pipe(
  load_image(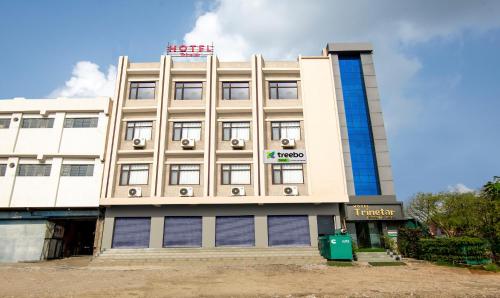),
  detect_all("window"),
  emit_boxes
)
[222,122,250,141]
[0,164,6,176]
[222,82,249,100]
[17,164,52,177]
[64,117,98,128]
[338,55,380,195]
[129,82,156,100]
[271,121,300,140]
[175,82,203,100]
[0,118,10,129]
[172,122,201,141]
[120,164,149,185]
[169,165,200,185]
[269,81,298,99]
[272,164,304,184]
[61,164,94,176]
[126,121,153,140]
[21,118,54,128]
[221,164,251,185]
